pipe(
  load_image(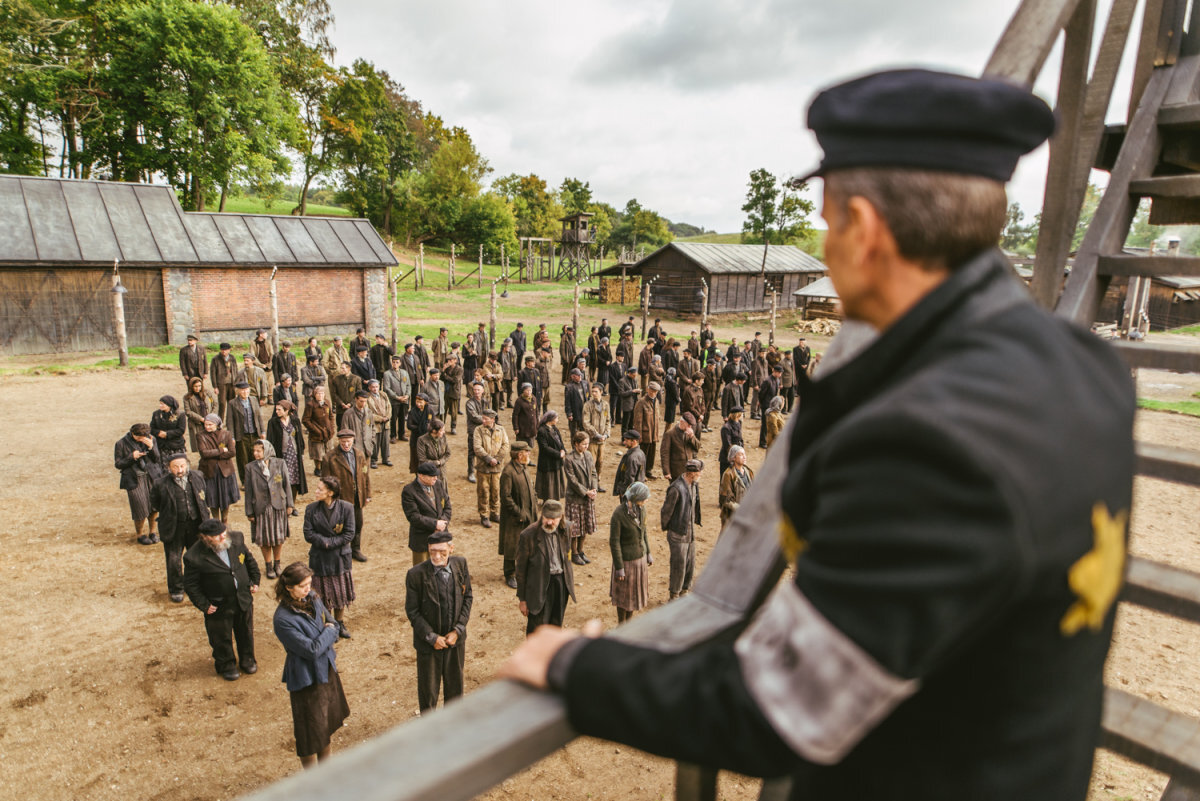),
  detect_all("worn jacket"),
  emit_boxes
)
[273,593,339,692]
[244,456,293,517]
[415,432,451,477]
[718,464,754,529]
[224,395,264,440]
[660,475,701,537]
[401,479,452,551]
[272,350,299,386]
[474,423,510,474]
[184,389,218,452]
[182,530,260,613]
[618,375,640,414]
[499,459,536,555]
[515,521,576,614]
[405,556,473,652]
[563,449,597,502]
[661,424,700,481]
[150,469,211,544]
[209,353,237,388]
[304,498,355,577]
[322,447,370,507]
[582,398,610,442]
[197,429,237,479]
[612,446,646,497]
[180,343,207,380]
[513,396,538,440]
[382,368,411,407]
[324,344,349,375]
[114,432,163,489]
[631,396,659,444]
[302,399,336,445]
[609,502,650,571]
